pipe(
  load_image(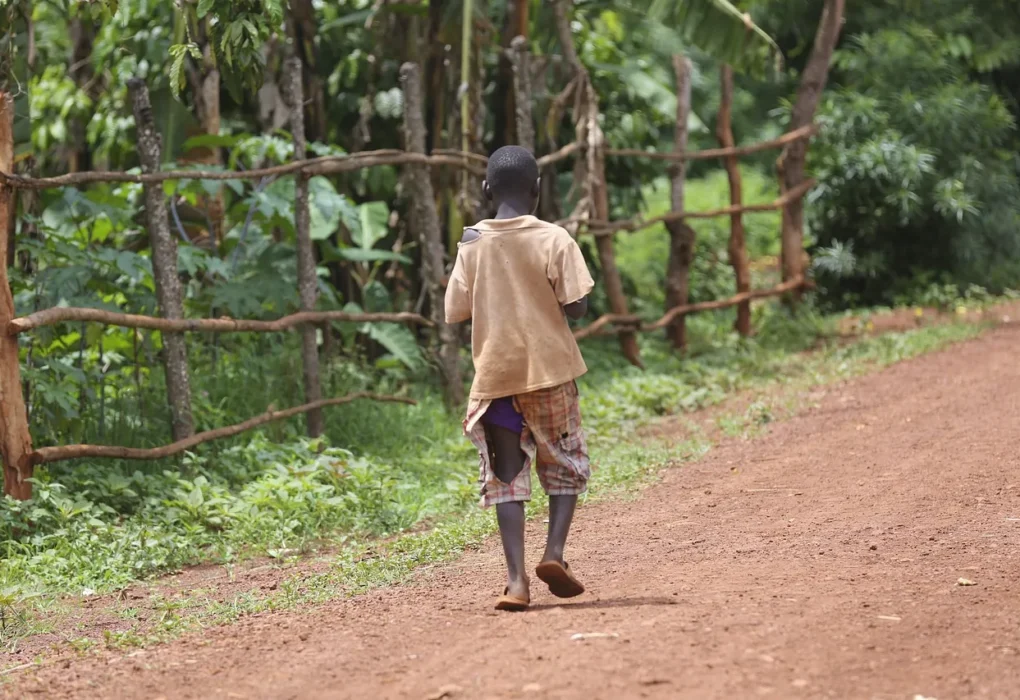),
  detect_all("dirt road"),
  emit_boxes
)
[11,326,1020,699]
